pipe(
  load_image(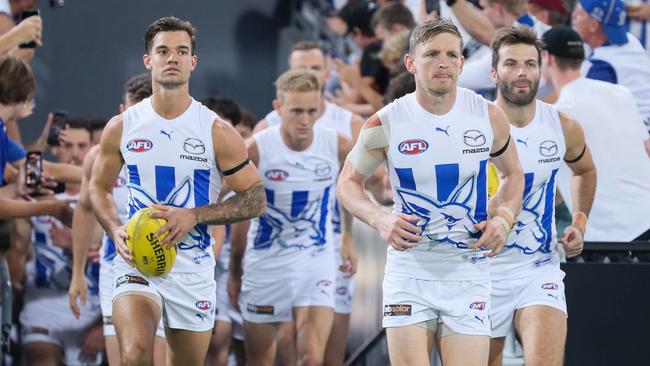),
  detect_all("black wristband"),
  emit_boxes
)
[222,159,250,176]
